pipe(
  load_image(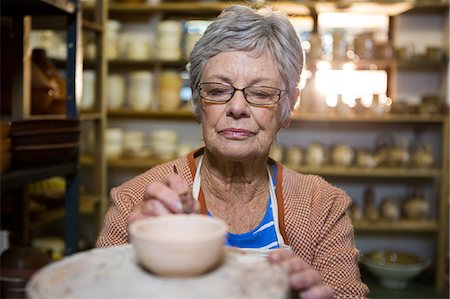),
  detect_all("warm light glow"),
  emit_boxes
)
[315,70,387,107]
[319,12,389,31]
[316,60,332,70]
[342,62,355,71]
[316,3,412,17]
[289,16,314,32]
